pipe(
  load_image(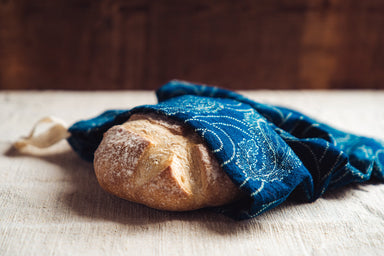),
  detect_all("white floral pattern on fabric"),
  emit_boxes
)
[68,80,384,220]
